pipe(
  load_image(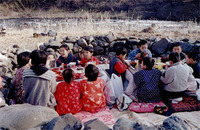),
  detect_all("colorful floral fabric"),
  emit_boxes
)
[79,78,106,113]
[12,66,29,104]
[54,81,82,115]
